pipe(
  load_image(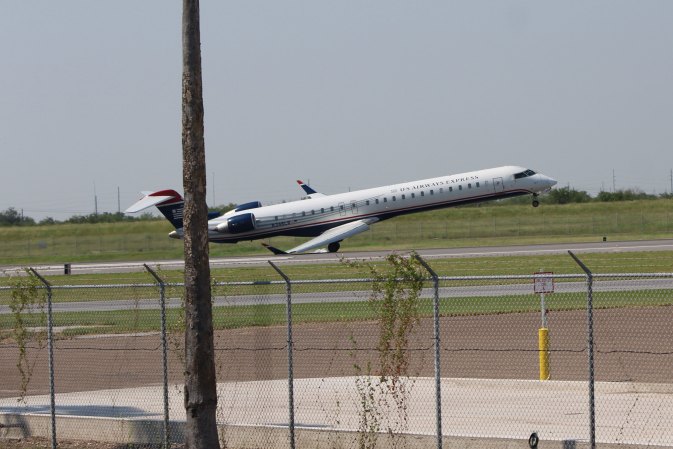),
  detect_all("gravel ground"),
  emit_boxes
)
[0,437,185,448]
